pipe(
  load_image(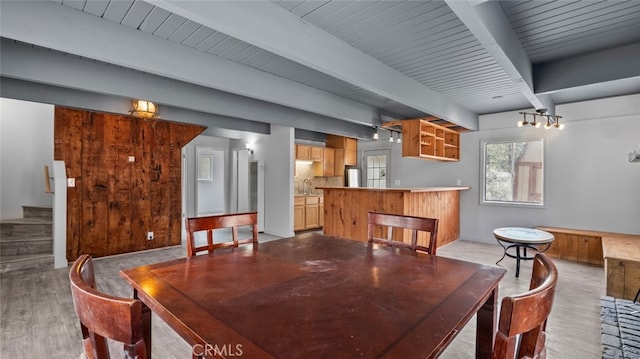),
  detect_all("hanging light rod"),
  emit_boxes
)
[517,109,564,130]
[372,125,402,143]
